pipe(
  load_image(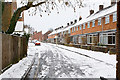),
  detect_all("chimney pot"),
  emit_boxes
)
[111,0,116,5]
[79,16,82,21]
[74,20,77,23]
[67,23,69,26]
[71,21,73,25]
[99,5,104,11]
[90,10,94,15]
